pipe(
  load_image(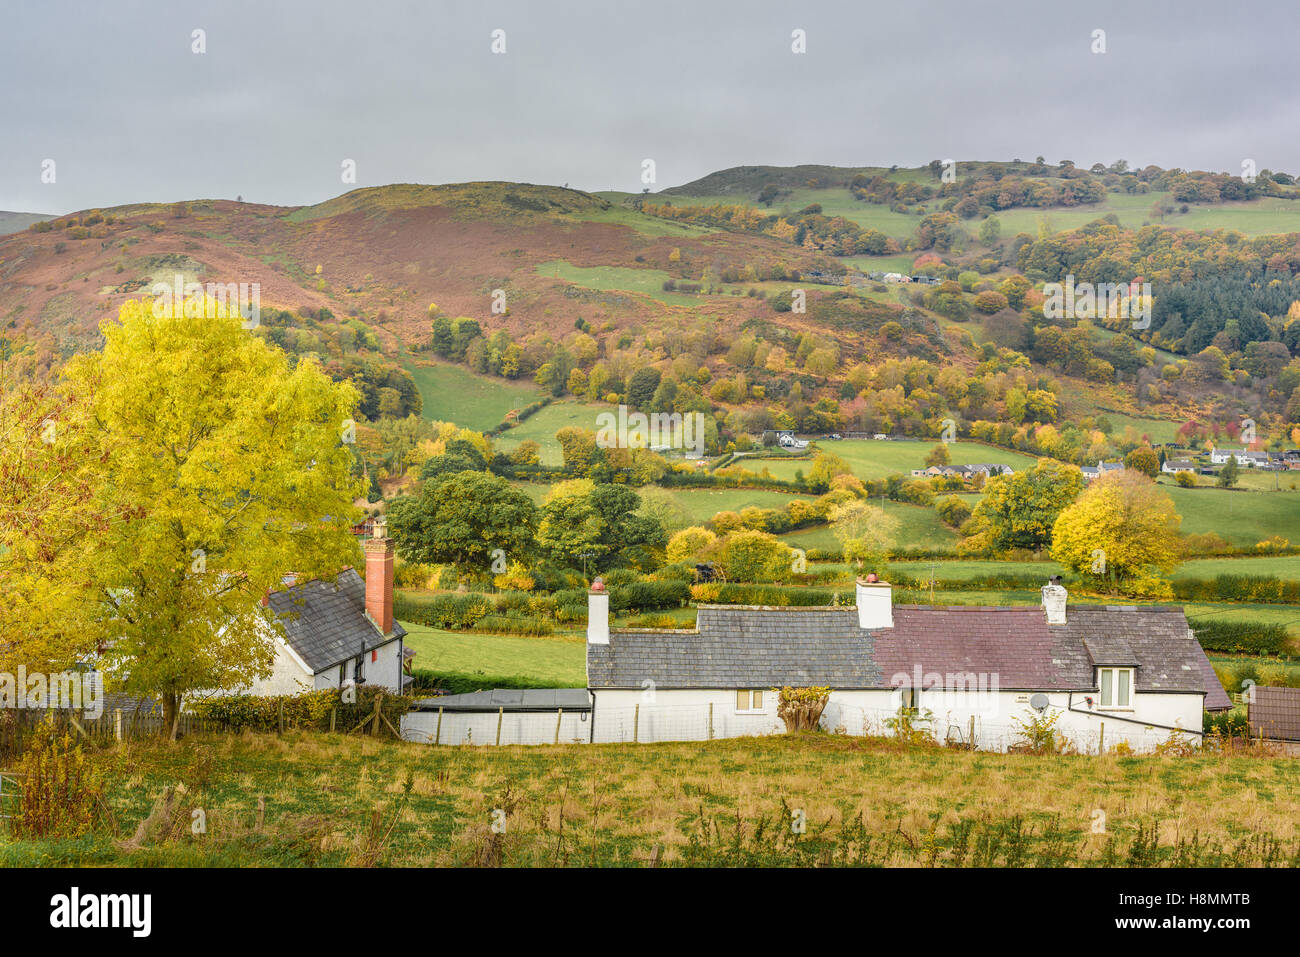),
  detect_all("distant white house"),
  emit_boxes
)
[1081,461,1124,481]
[1162,459,1196,474]
[779,433,808,450]
[1210,448,1269,467]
